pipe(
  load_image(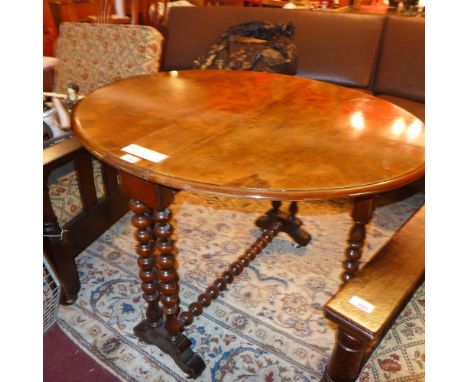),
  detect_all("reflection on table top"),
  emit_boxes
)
[73,70,425,200]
